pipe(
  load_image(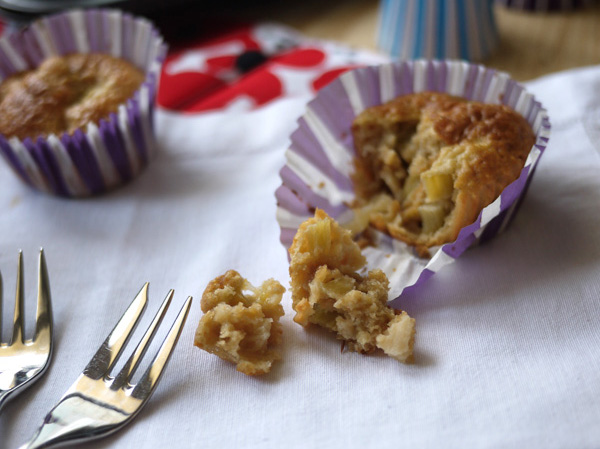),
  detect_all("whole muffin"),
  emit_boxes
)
[0,9,166,197]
